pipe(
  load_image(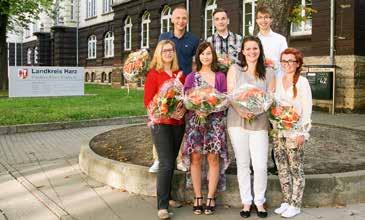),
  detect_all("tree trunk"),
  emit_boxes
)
[0,10,9,91]
[256,0,294,38]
